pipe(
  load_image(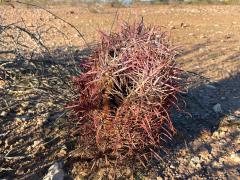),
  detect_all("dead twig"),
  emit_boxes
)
[15,0,90,49]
